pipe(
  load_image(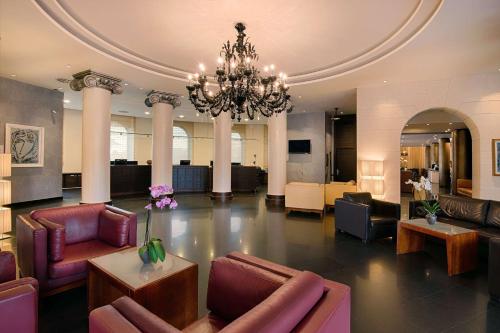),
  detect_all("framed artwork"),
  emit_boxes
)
[494,139,500,176]
[5,123,44,167]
